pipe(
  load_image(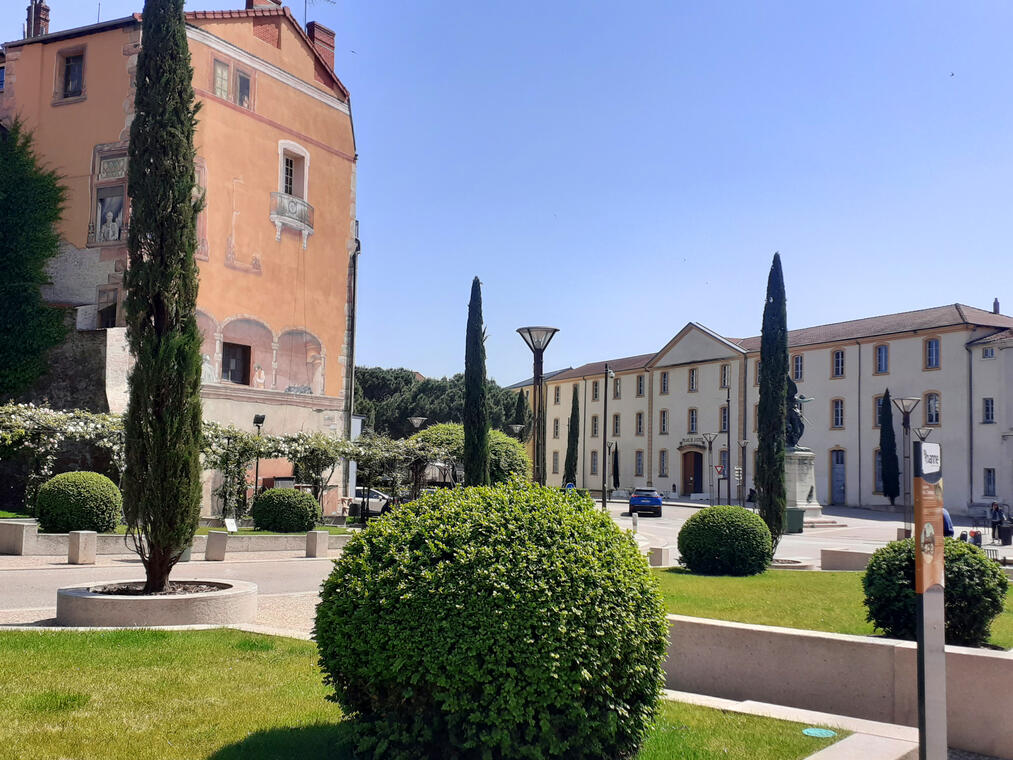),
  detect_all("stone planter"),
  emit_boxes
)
[55,579,257,627]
